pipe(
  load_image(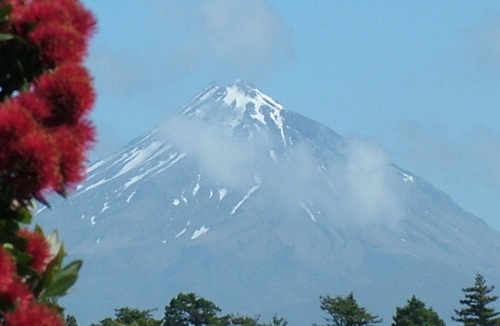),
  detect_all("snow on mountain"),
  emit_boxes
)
[37,81,500,325]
